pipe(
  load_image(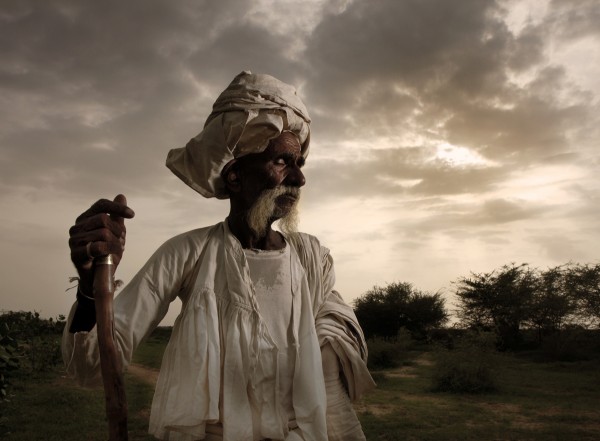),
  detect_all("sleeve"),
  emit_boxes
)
[61,231,204,387]
[315,250,376,401]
